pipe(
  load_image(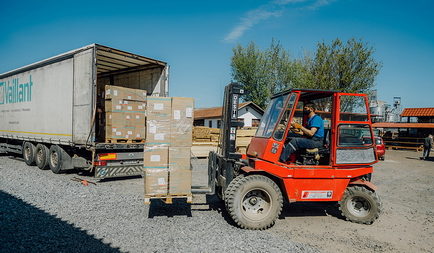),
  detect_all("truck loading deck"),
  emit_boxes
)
[0,44,168,178]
